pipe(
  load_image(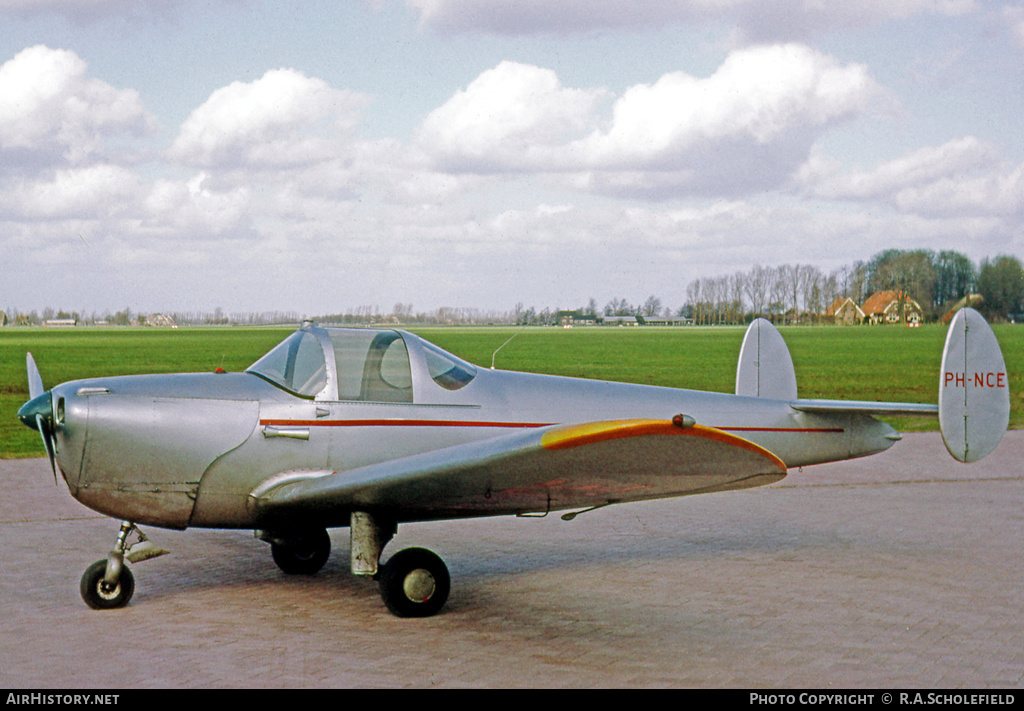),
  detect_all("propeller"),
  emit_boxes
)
[17,353,58,483]
[27,352,44,400]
